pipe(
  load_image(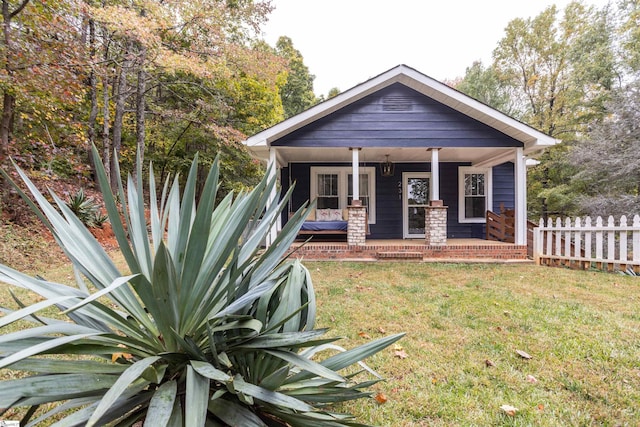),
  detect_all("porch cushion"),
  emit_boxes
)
[316,209,331,221]
[316,208,343,221]
[329,209,343,221]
